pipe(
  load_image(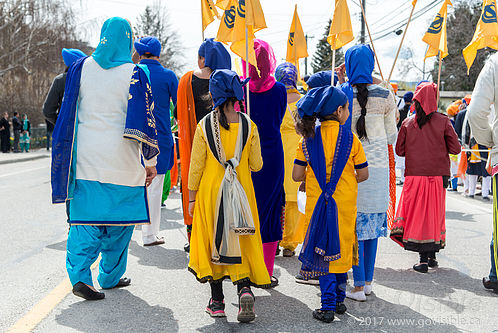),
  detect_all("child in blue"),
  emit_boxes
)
[293,86,368,323]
